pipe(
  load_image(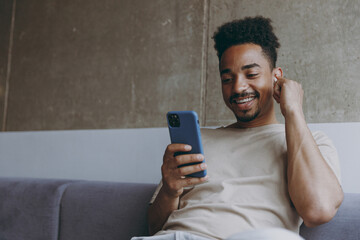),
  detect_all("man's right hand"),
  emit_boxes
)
[148,144,208,235]
[161,144,208,199]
